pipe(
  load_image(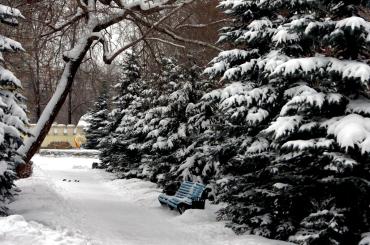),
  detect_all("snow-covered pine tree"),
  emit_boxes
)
[0,4,29,215]
[99,51,142,168]
[84,81,110,149]
[102,57,208,187]
[110,58,190,181]
[204,0,370,244]
[138,59,204,186]
[103,66,155,174]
